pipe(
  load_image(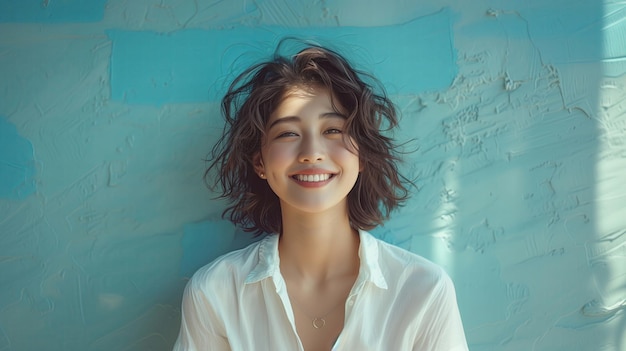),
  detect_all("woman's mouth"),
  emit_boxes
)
[292,174,333,182]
